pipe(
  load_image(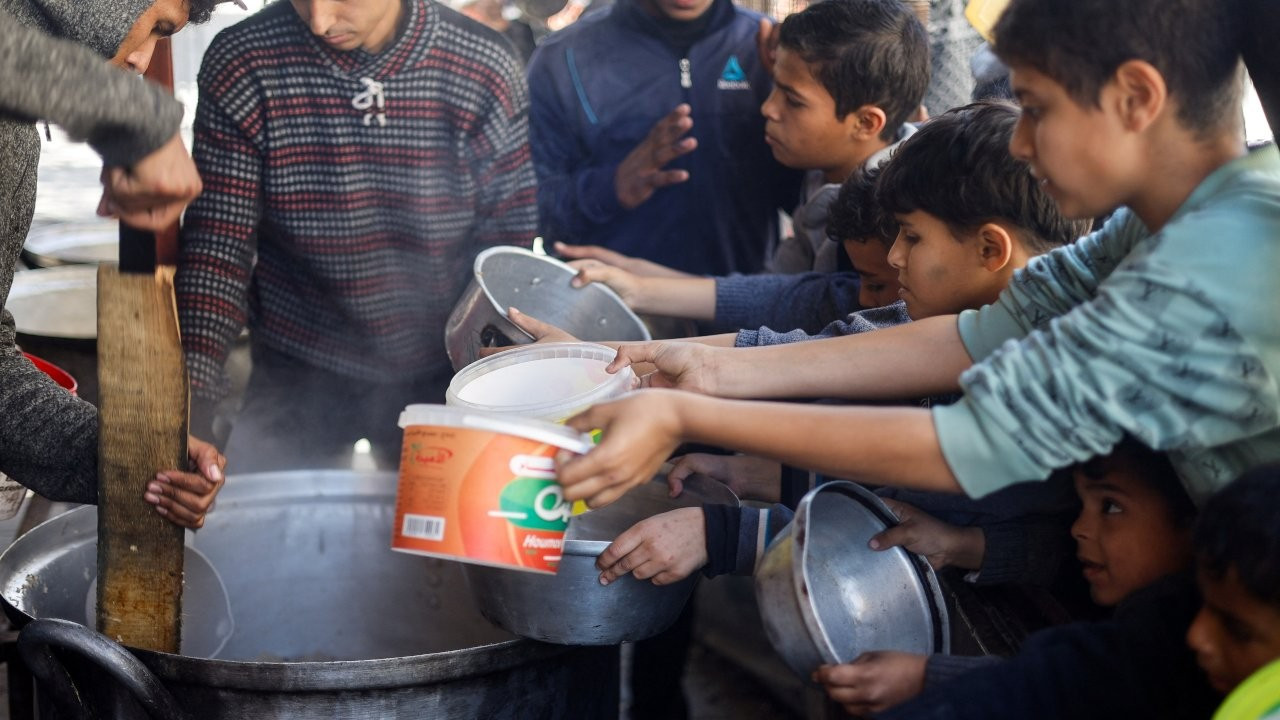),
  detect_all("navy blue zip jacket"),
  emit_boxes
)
[527,0,802,276]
